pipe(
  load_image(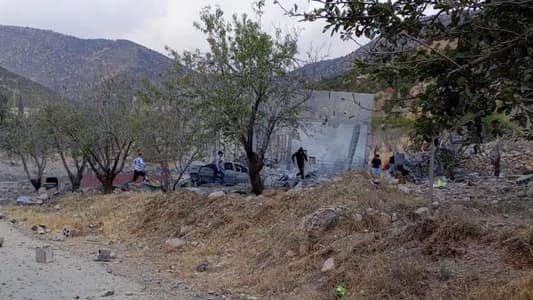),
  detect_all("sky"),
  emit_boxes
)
[0,0,364,60]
